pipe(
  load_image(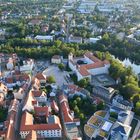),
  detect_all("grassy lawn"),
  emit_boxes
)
[130,119,138,138]
[95,111,107,118]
